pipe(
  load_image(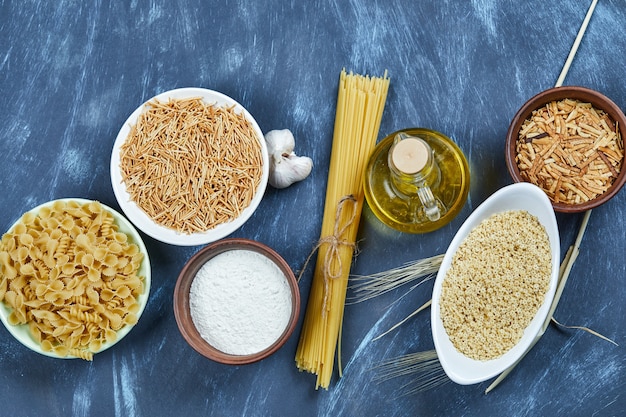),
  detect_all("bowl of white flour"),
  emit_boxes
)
[173,238,300,364]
